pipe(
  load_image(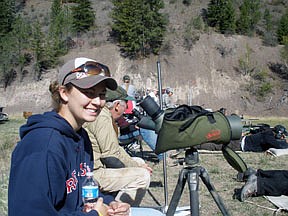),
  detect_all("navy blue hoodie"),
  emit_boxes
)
[8,111,113,216]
